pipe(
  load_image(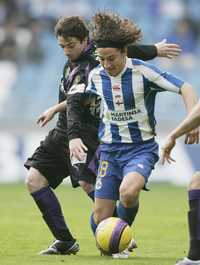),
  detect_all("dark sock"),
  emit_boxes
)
[88,190,95,201]
[113,207,118,217]
[31,186,74,242]
[117,201,139,226]
[90,212,97,235]
[187,189,200,260]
